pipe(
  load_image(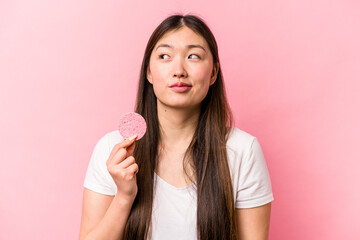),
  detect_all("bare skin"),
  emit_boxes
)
[236,203,272,240]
